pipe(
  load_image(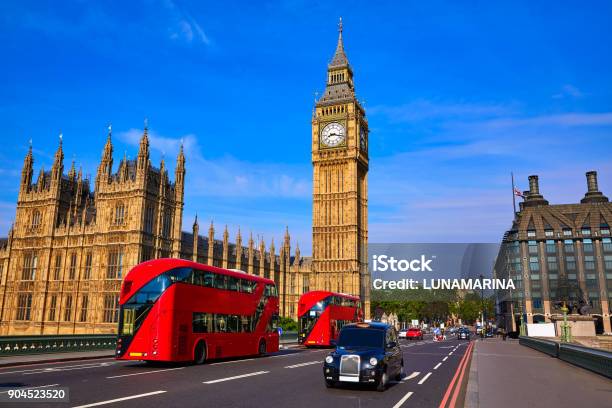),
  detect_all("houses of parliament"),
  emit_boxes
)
[0,20,371,335]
